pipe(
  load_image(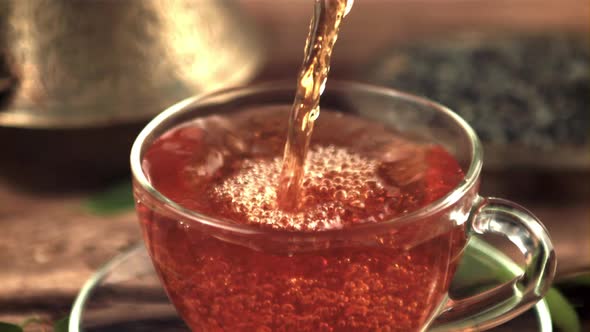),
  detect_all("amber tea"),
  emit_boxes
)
[138,107,467,331]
